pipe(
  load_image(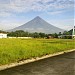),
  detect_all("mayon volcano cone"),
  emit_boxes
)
[9,16,64,34]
